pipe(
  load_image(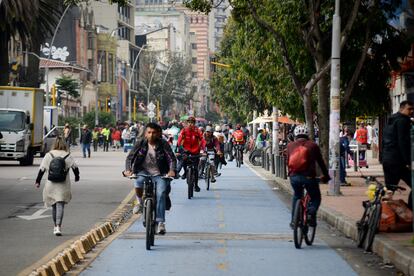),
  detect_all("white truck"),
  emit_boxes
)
[0,86,44,165]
